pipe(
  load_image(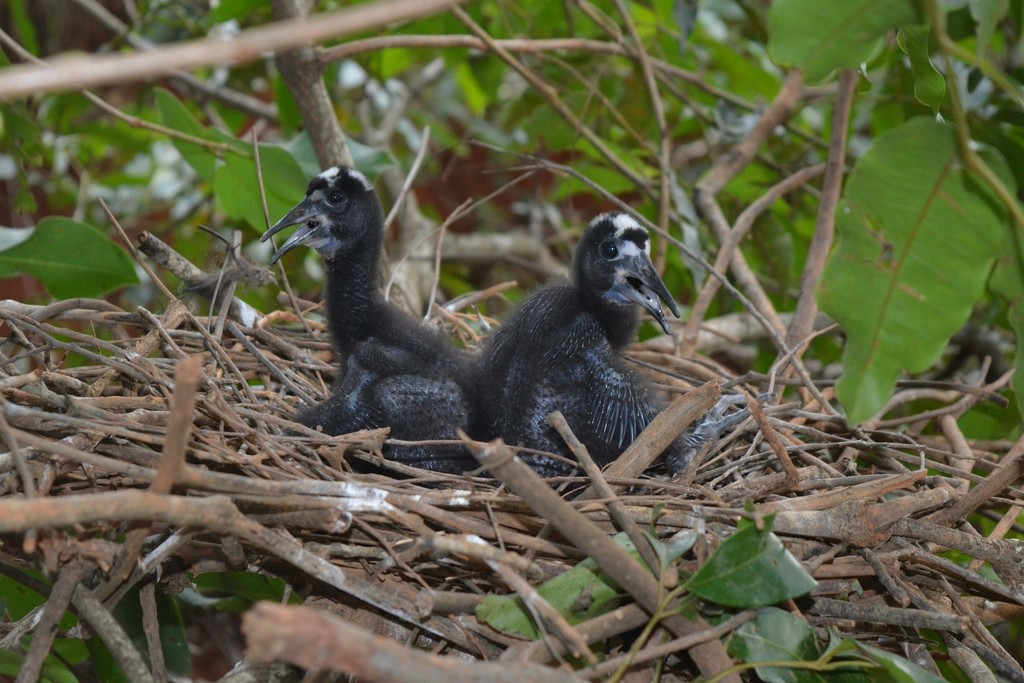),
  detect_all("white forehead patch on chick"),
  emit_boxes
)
[344,168,374,192]
[610,213,651,255]
[318,167,341,183]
